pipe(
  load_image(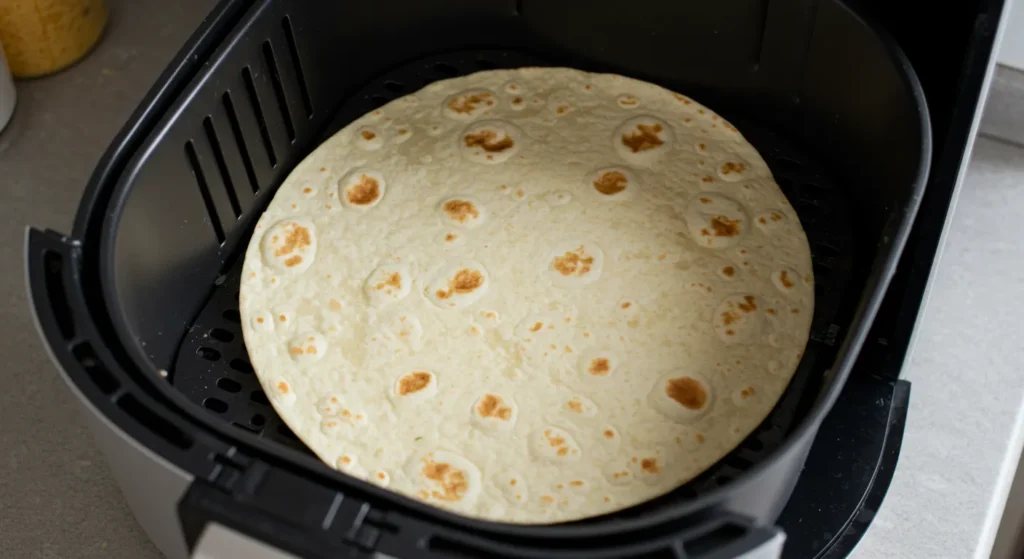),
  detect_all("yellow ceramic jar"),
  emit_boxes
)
[0,0,108,78]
